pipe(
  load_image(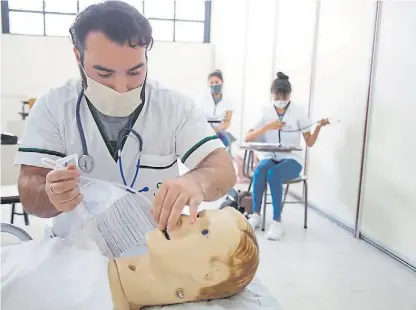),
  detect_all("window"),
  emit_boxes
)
[1,0,211,43]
